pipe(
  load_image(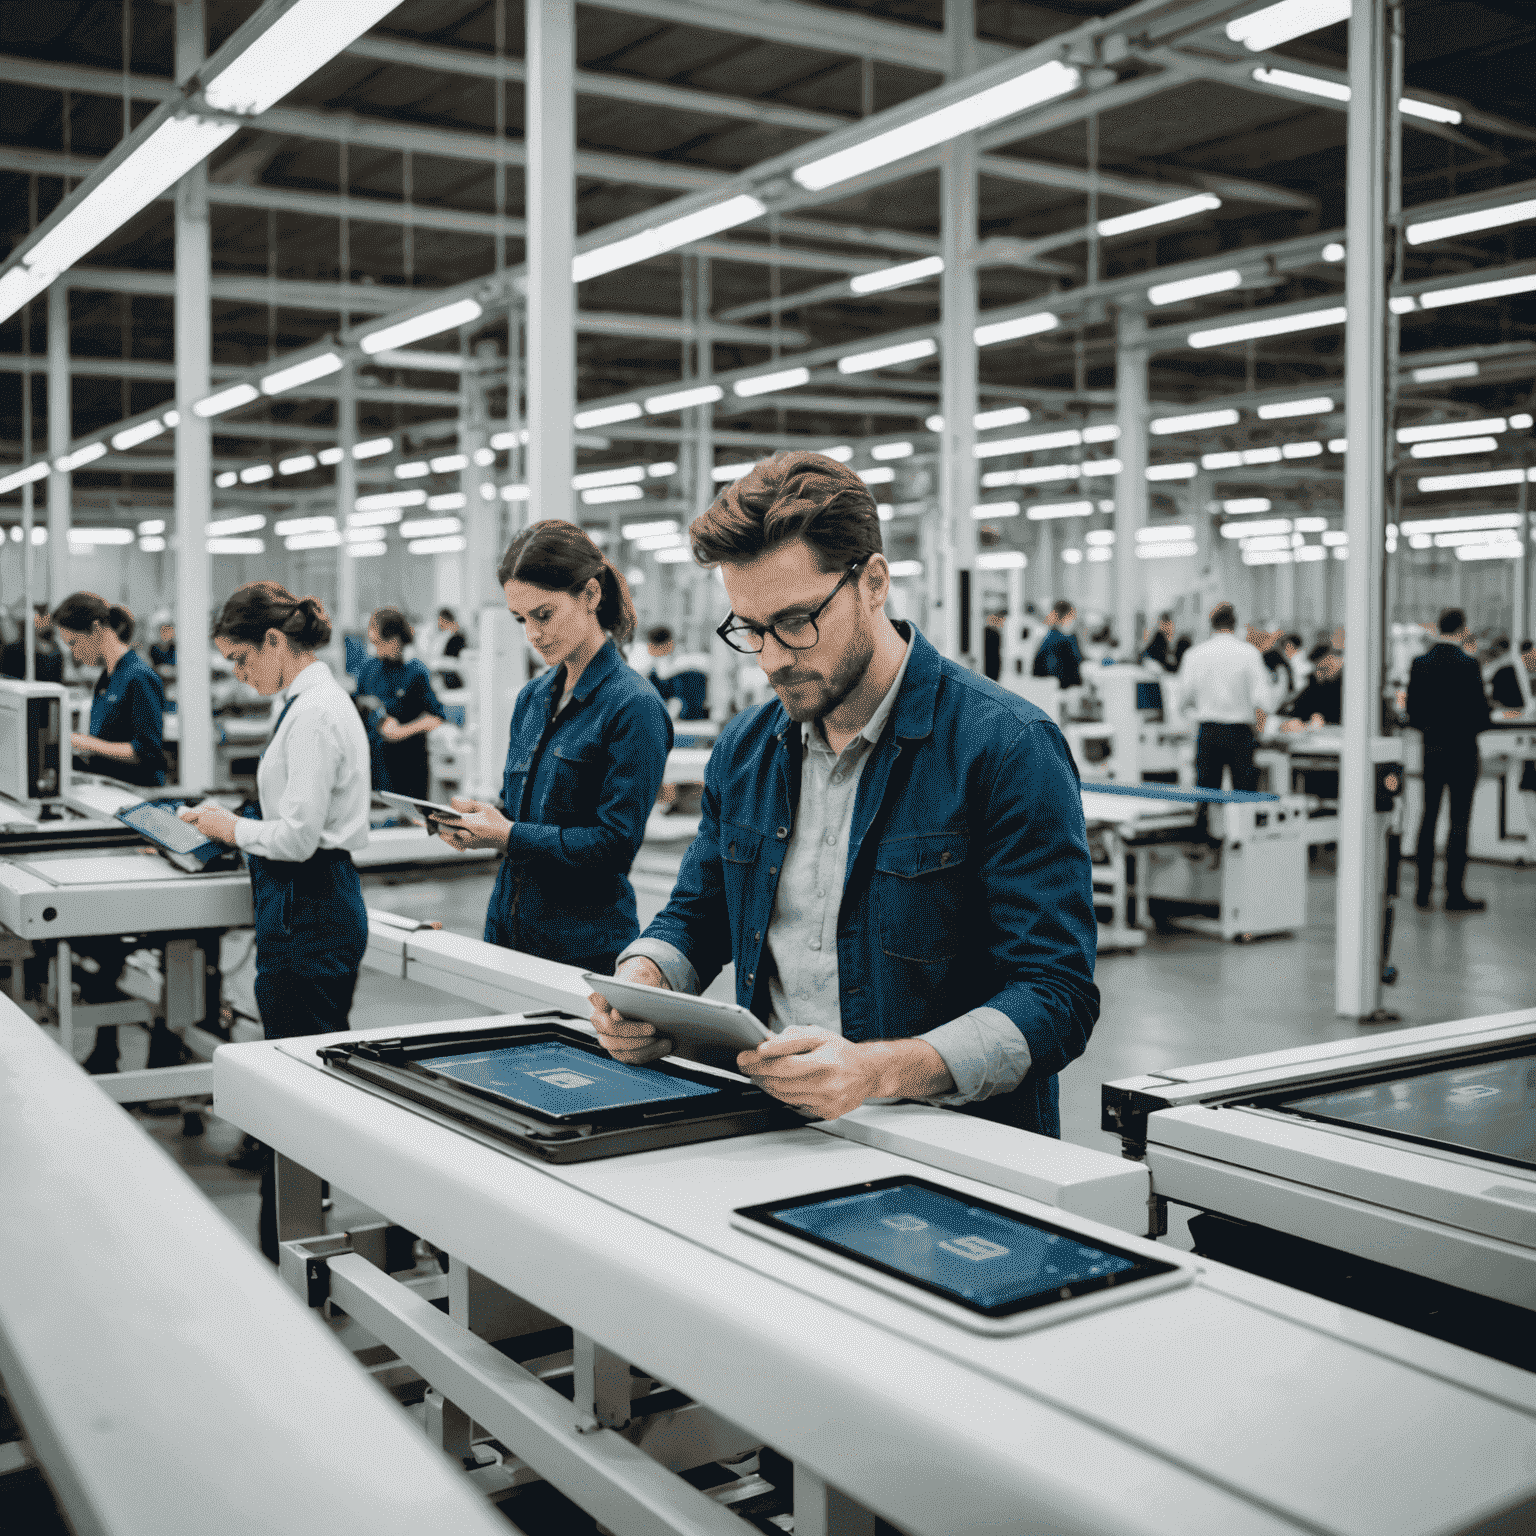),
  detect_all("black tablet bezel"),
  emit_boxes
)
[736,1175,1178,1321]
[116,800,220,862]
